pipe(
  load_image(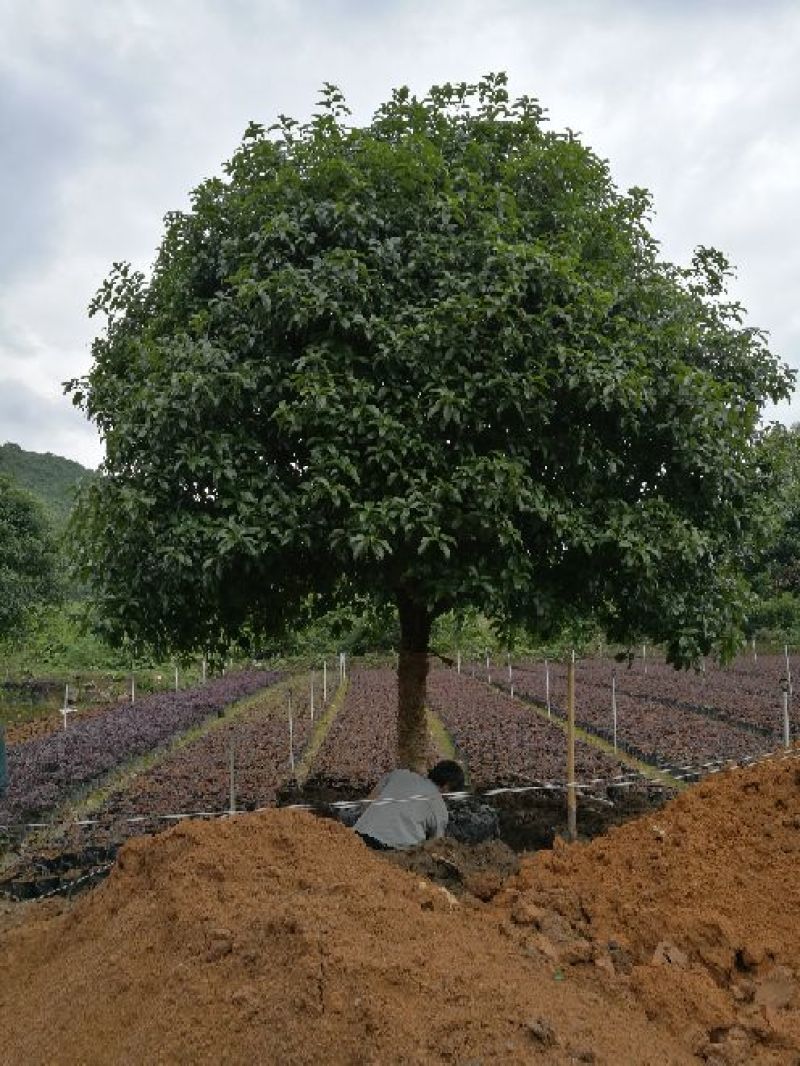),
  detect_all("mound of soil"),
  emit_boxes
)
[498,753,800,1063]
[0,810,688,1065]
